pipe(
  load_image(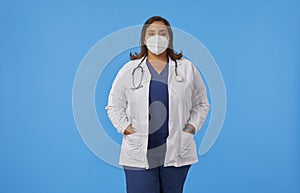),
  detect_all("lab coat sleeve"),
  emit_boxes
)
[187,63,210,133]
[105,68,131,134]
